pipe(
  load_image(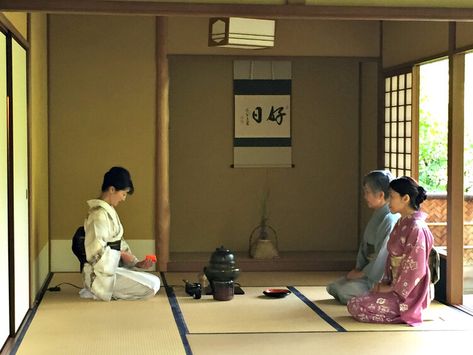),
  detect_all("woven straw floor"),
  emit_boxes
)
[187,330,473,355]
[15,273,185,355]
[12,272,473,355]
